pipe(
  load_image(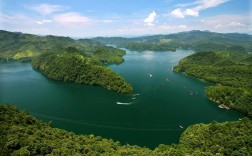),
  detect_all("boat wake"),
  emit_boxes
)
[116,102,132,105]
